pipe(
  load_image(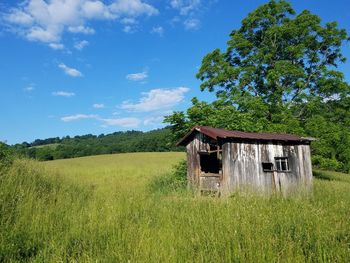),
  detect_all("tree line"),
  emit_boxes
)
[11,128,182,161]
